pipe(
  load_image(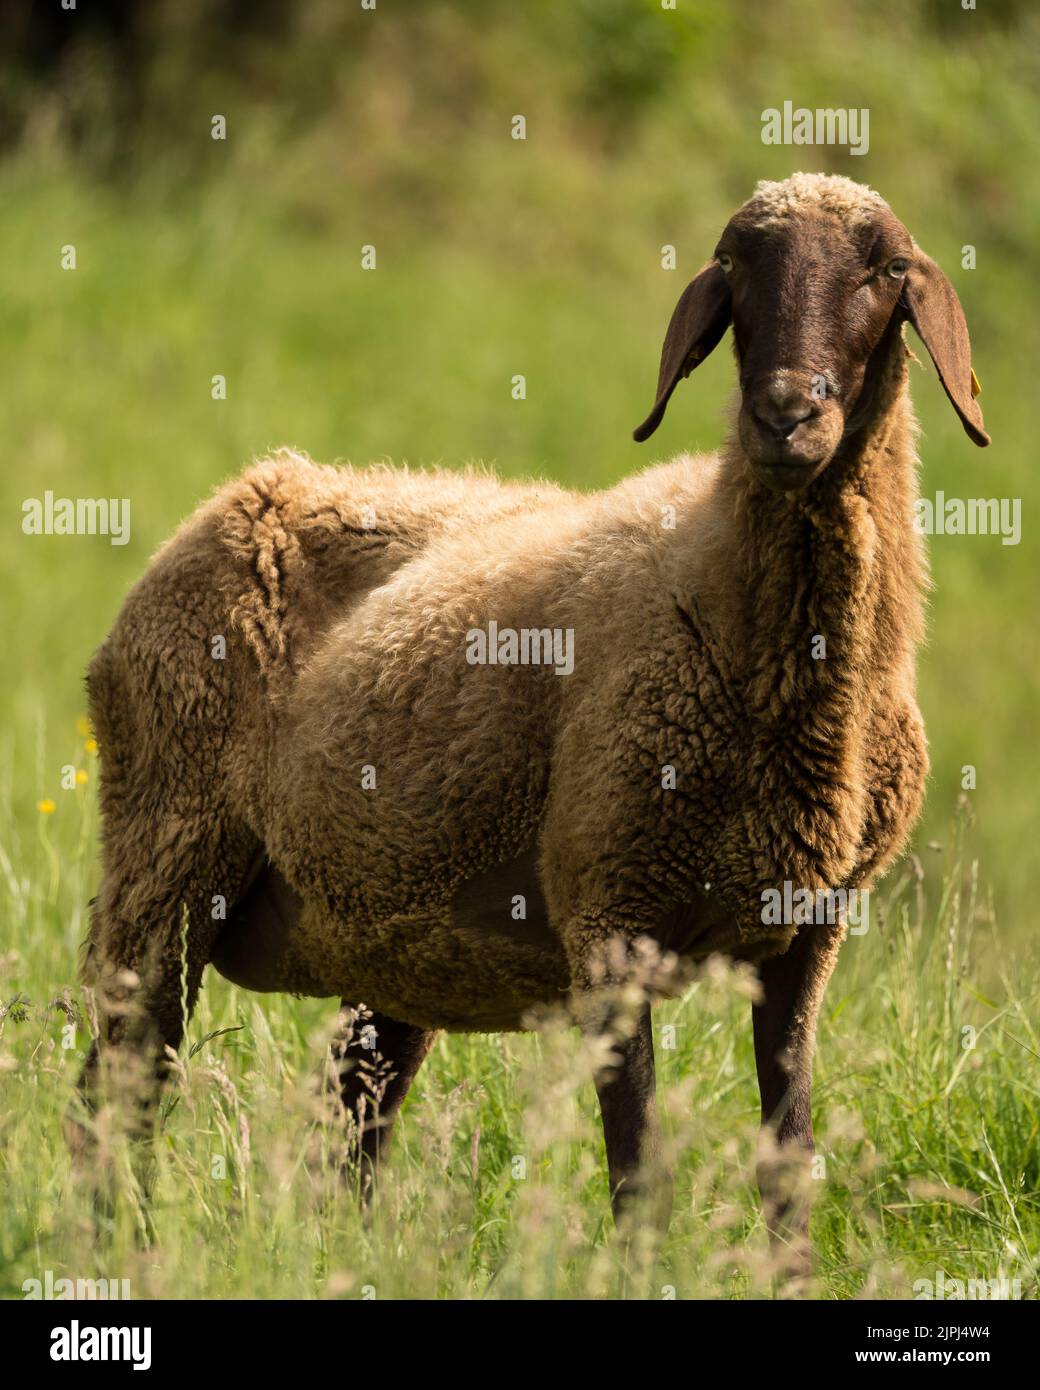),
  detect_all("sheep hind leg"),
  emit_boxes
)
[73,918,201,1154]
[752,921,844,1281]
[68,906,208,1233]
[327,1004,436,1201]
[70,827,253,1158]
